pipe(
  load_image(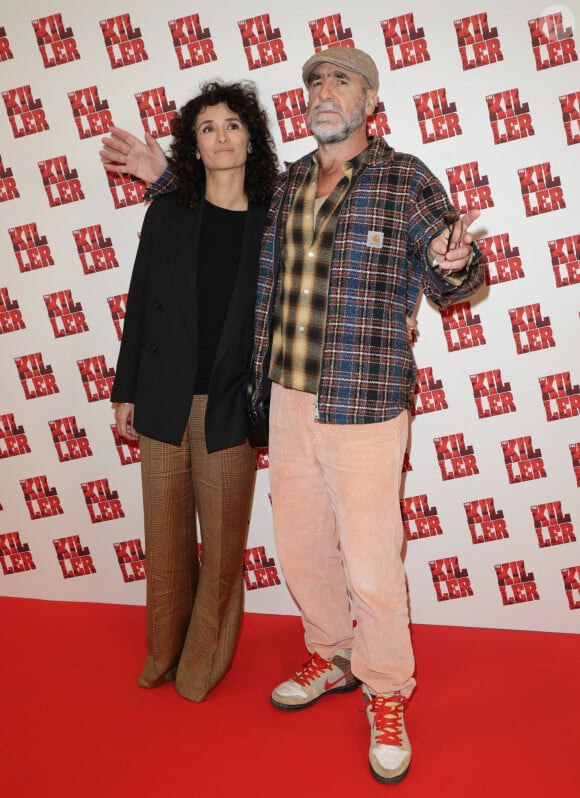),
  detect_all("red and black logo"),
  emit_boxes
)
[560,91,580,145]
[238,14,287,70]
[548,234,580,288]
[367,101,390,138]
[110,424,141,465]
[501,435,547,484]
[446,161,494,214]
[381,12,429,70]
[562,566,580,609]
[509,302,555,355]
[478,232,524,285]
[429,556,473,601]
[0,286,25,335]
[32,14,80,68]
[518,162,565,217]
[434,433,479,481]
[100,14,148,69]
[8,223,53,273]
[38,155,84,207]
[402,451,412,473]
[73,225,119,275]
[454,12,503,70]
[15,352,59,400]
[272,88,310,143]
[495,560,539,605]
[0,26,13,61]
[2,85,49,138]
[0,155,19,202]
[485,88,533,145]
[49,416,92,463]
[0,413,30,459]
[0,532,35,575]
[107,294,127,341]
[309,13,354,50]
[53,535,96,579]
[44,290,88,338]
[114,539,146,582]
[414,88,461,144]
[413,366,448,415]
[464,498,508,544]
[531,501,575,548]
[401,494,442,541]
[440,301,486,352]
[68,86,113,139]
[77,356,115,402]
[169,14,217,70]
[107,172,146,209]
[256,450,269,470]
[470,369,516,419]
[571,443,580,487]
[529,12,577,71]
[243,545,280,590]
[21,475,63,520]
[539,371,580,422]
[135,87,176,138]
[81,479,124,523]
